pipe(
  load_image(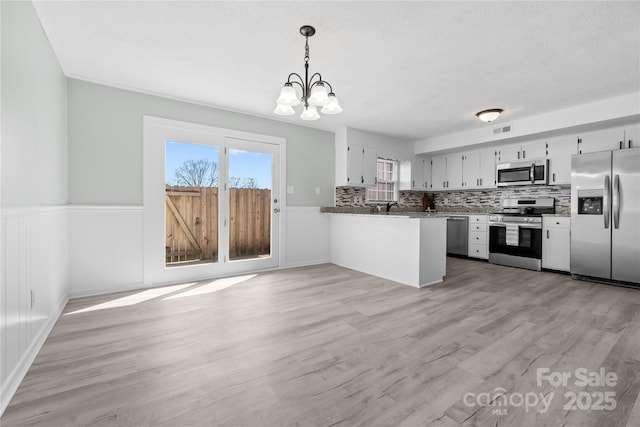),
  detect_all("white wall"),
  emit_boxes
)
[67,79,335,207]
[0,1,69,415]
